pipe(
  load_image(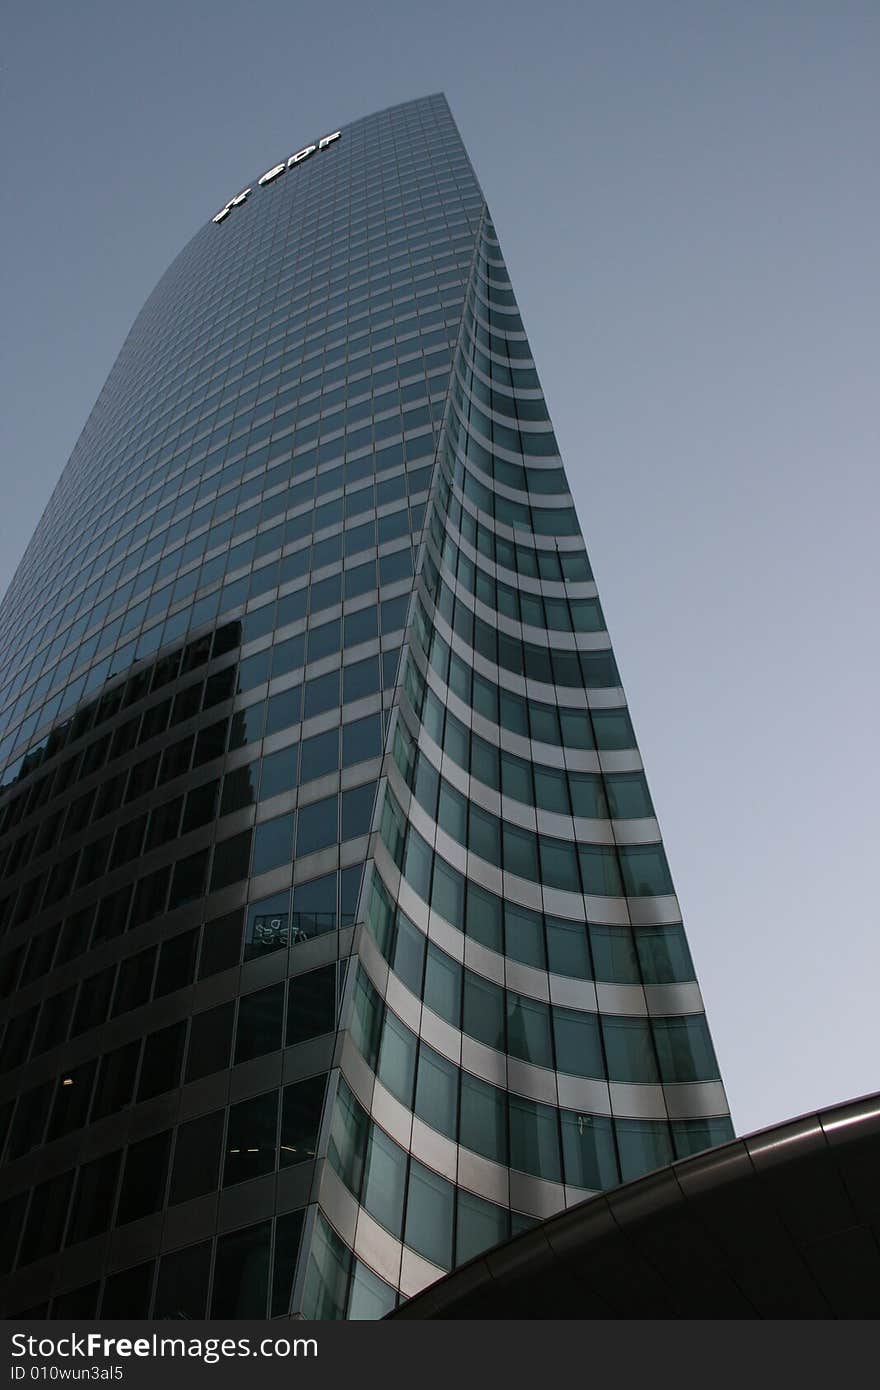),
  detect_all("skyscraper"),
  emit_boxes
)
[0,95,731,1320]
